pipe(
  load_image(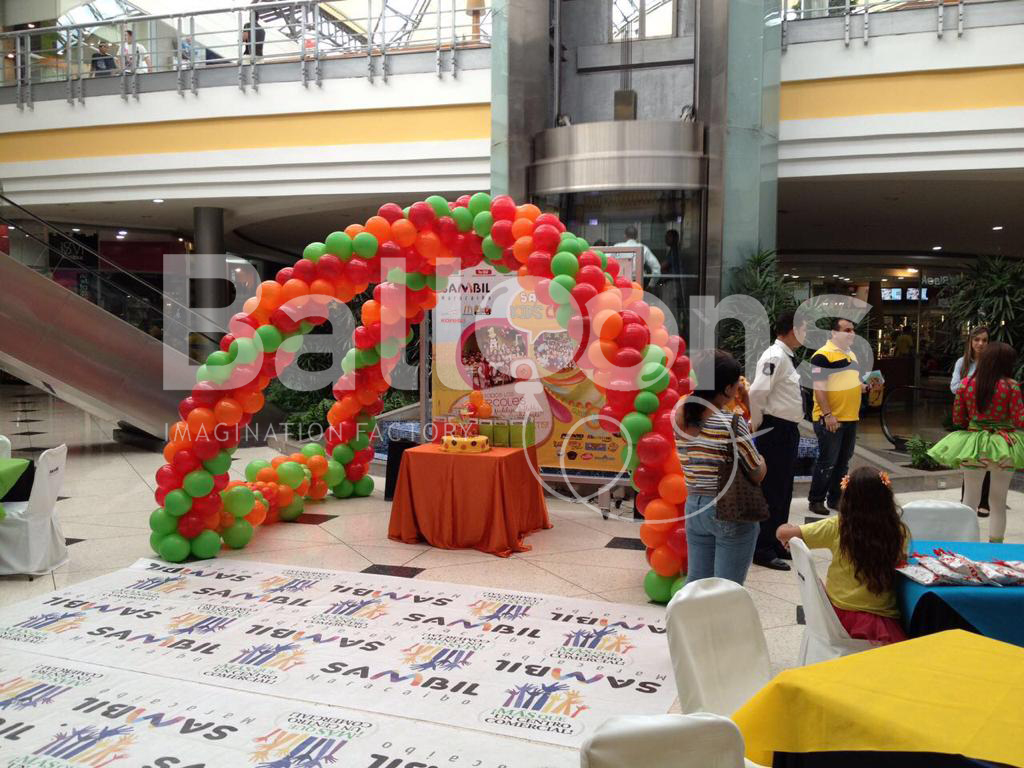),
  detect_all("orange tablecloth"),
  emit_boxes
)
[388,444,551,557]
